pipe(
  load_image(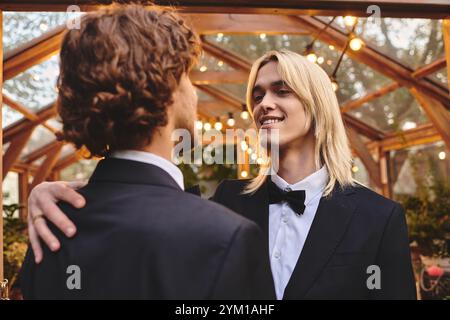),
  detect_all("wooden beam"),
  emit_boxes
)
[196,85,245,110]
[185,13,311,35]
[411,57,446,80]
[3,25,64,80]
[18,171,29,221]
[2,126,34,178]
[369,122,441,152]
[410,88,450,150]
[29,143,63,190]
[1,1,449,18]
[342,113,385,140]
[190,70,248,84]
[3,102,56,143]
[444,20,450,91]
[23,140,62,164]
[201,39,252,72]
[341,58,448,114]
[293,16,450,110]
[347,126,382,188]
[2,95,58,134]
[341,83,400,114]
[52,151,82,173]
